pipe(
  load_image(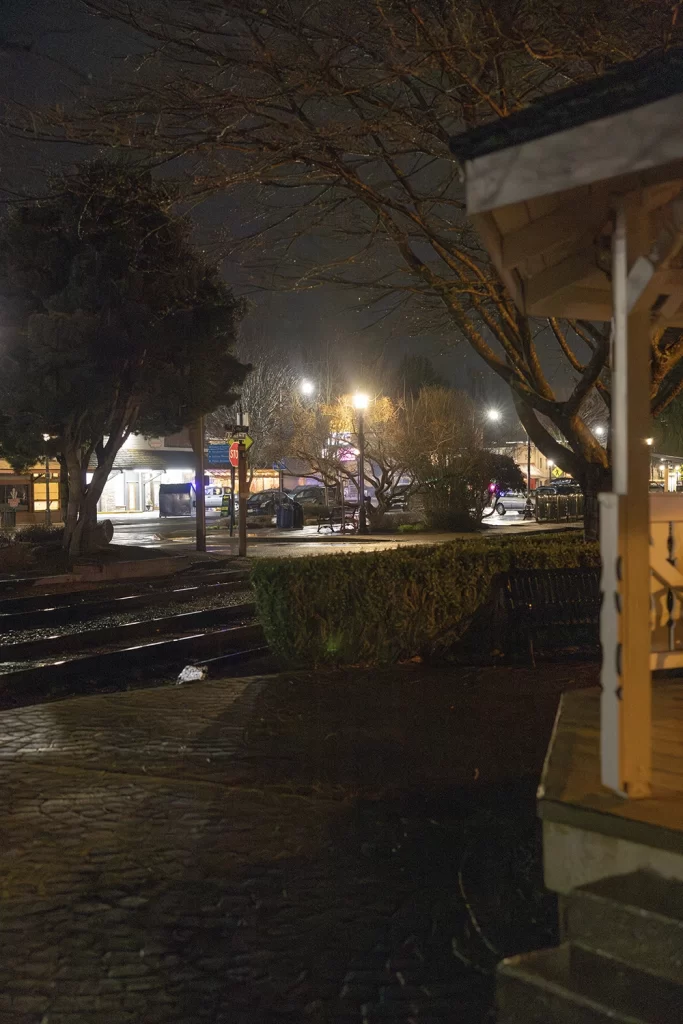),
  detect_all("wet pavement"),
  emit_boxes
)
[0,664,590,1022]
[101,513,578,557]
